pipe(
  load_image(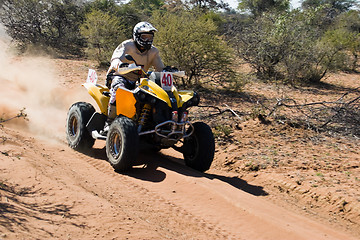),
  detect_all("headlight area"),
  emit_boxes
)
[134,88,157,105]
[134,88,172,124]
